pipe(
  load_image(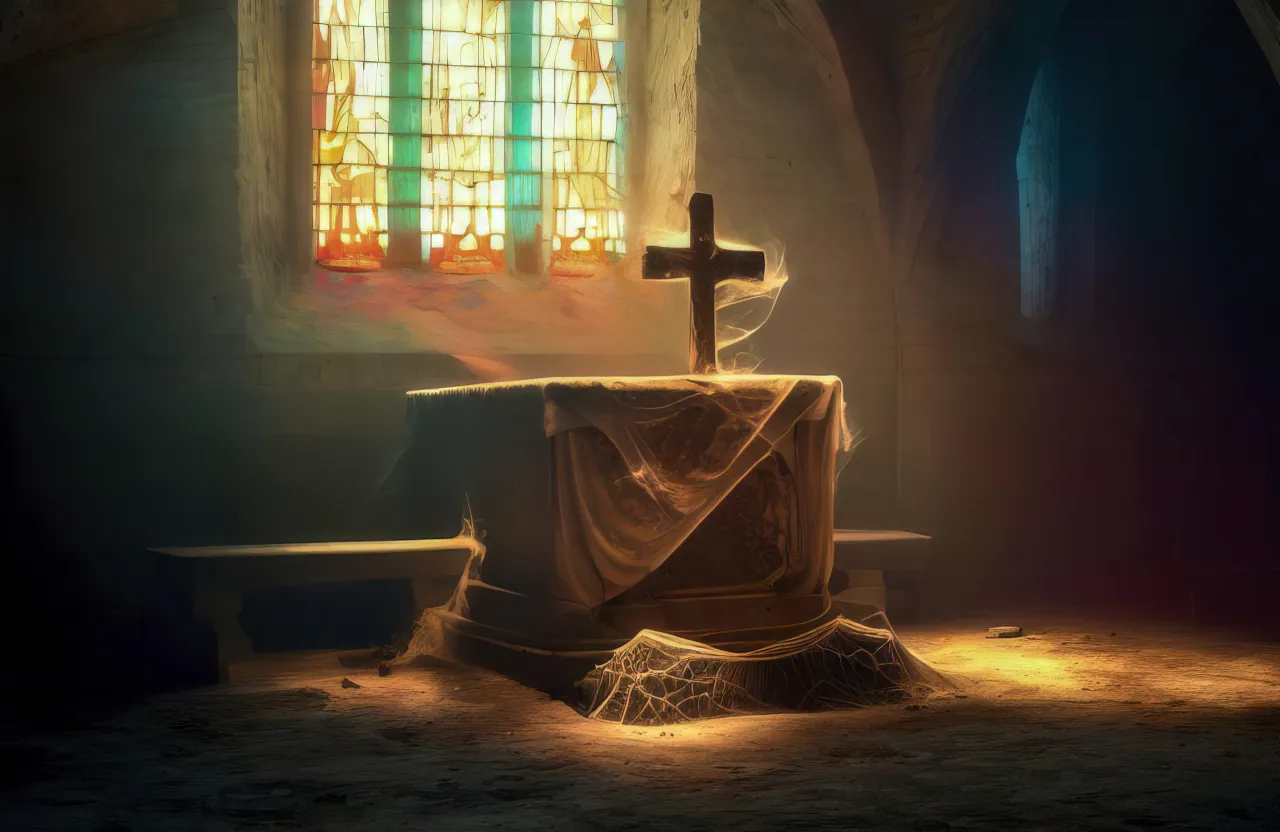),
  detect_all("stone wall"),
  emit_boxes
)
[820,1,1069,550]
[0,1,486,608]
[0,0,181,65]
[0,1,239,601]
[640,0,700,233]
[237,0,289,310]
[695,0,898,525]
